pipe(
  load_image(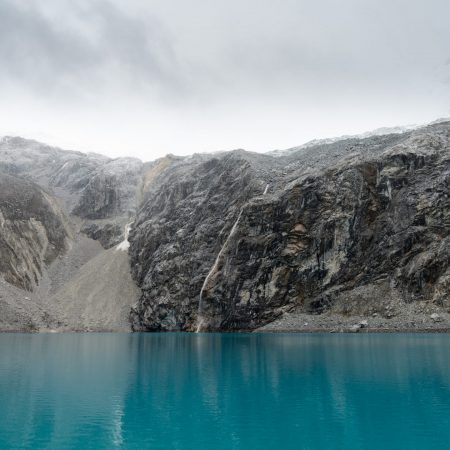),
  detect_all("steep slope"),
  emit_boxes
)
[0,172,71,331]
[43,243,140,332]
[0,279,50,332]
